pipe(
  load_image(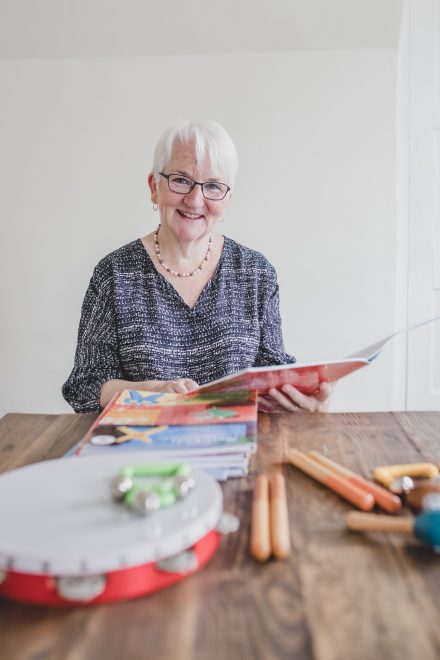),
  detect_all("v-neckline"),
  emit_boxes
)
[137,237,228,312]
